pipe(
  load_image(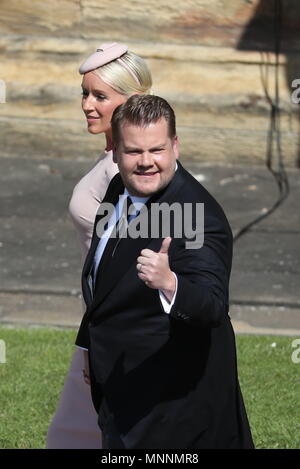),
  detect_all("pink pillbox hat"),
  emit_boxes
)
[79,42,128,74]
